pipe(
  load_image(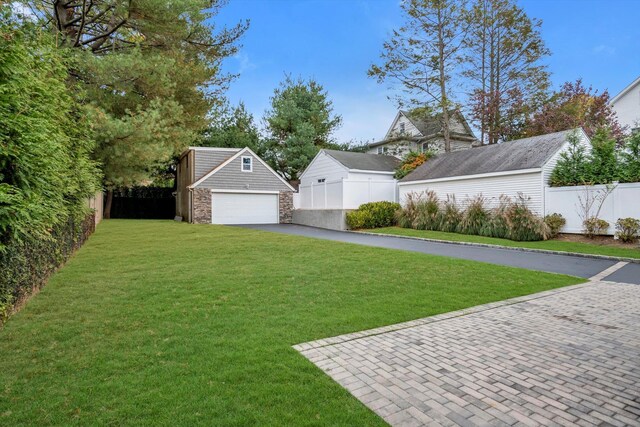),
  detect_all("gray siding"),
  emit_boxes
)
[196,152,291,191]
[193,149,239,180]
